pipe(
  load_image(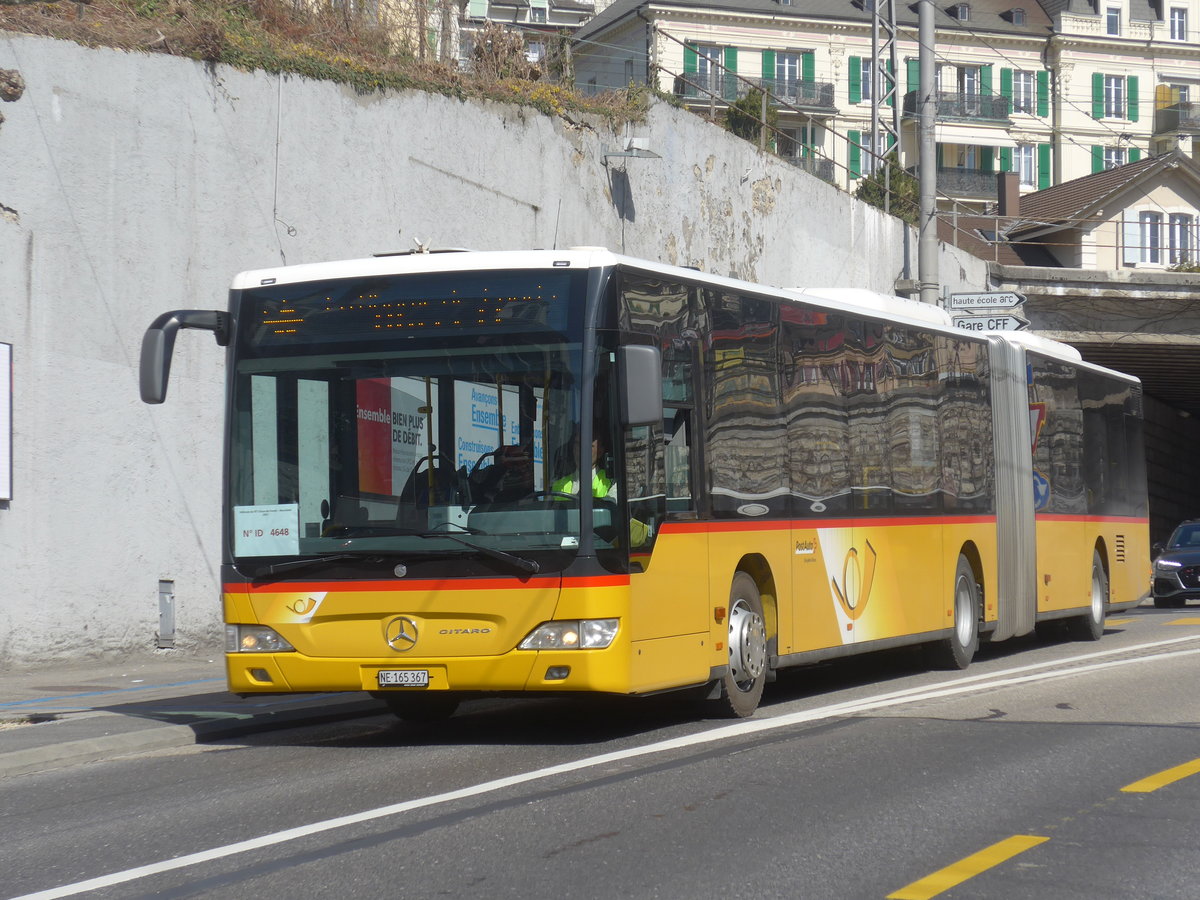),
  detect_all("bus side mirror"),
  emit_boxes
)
[140,310,231,404]
[618,344,662,427]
